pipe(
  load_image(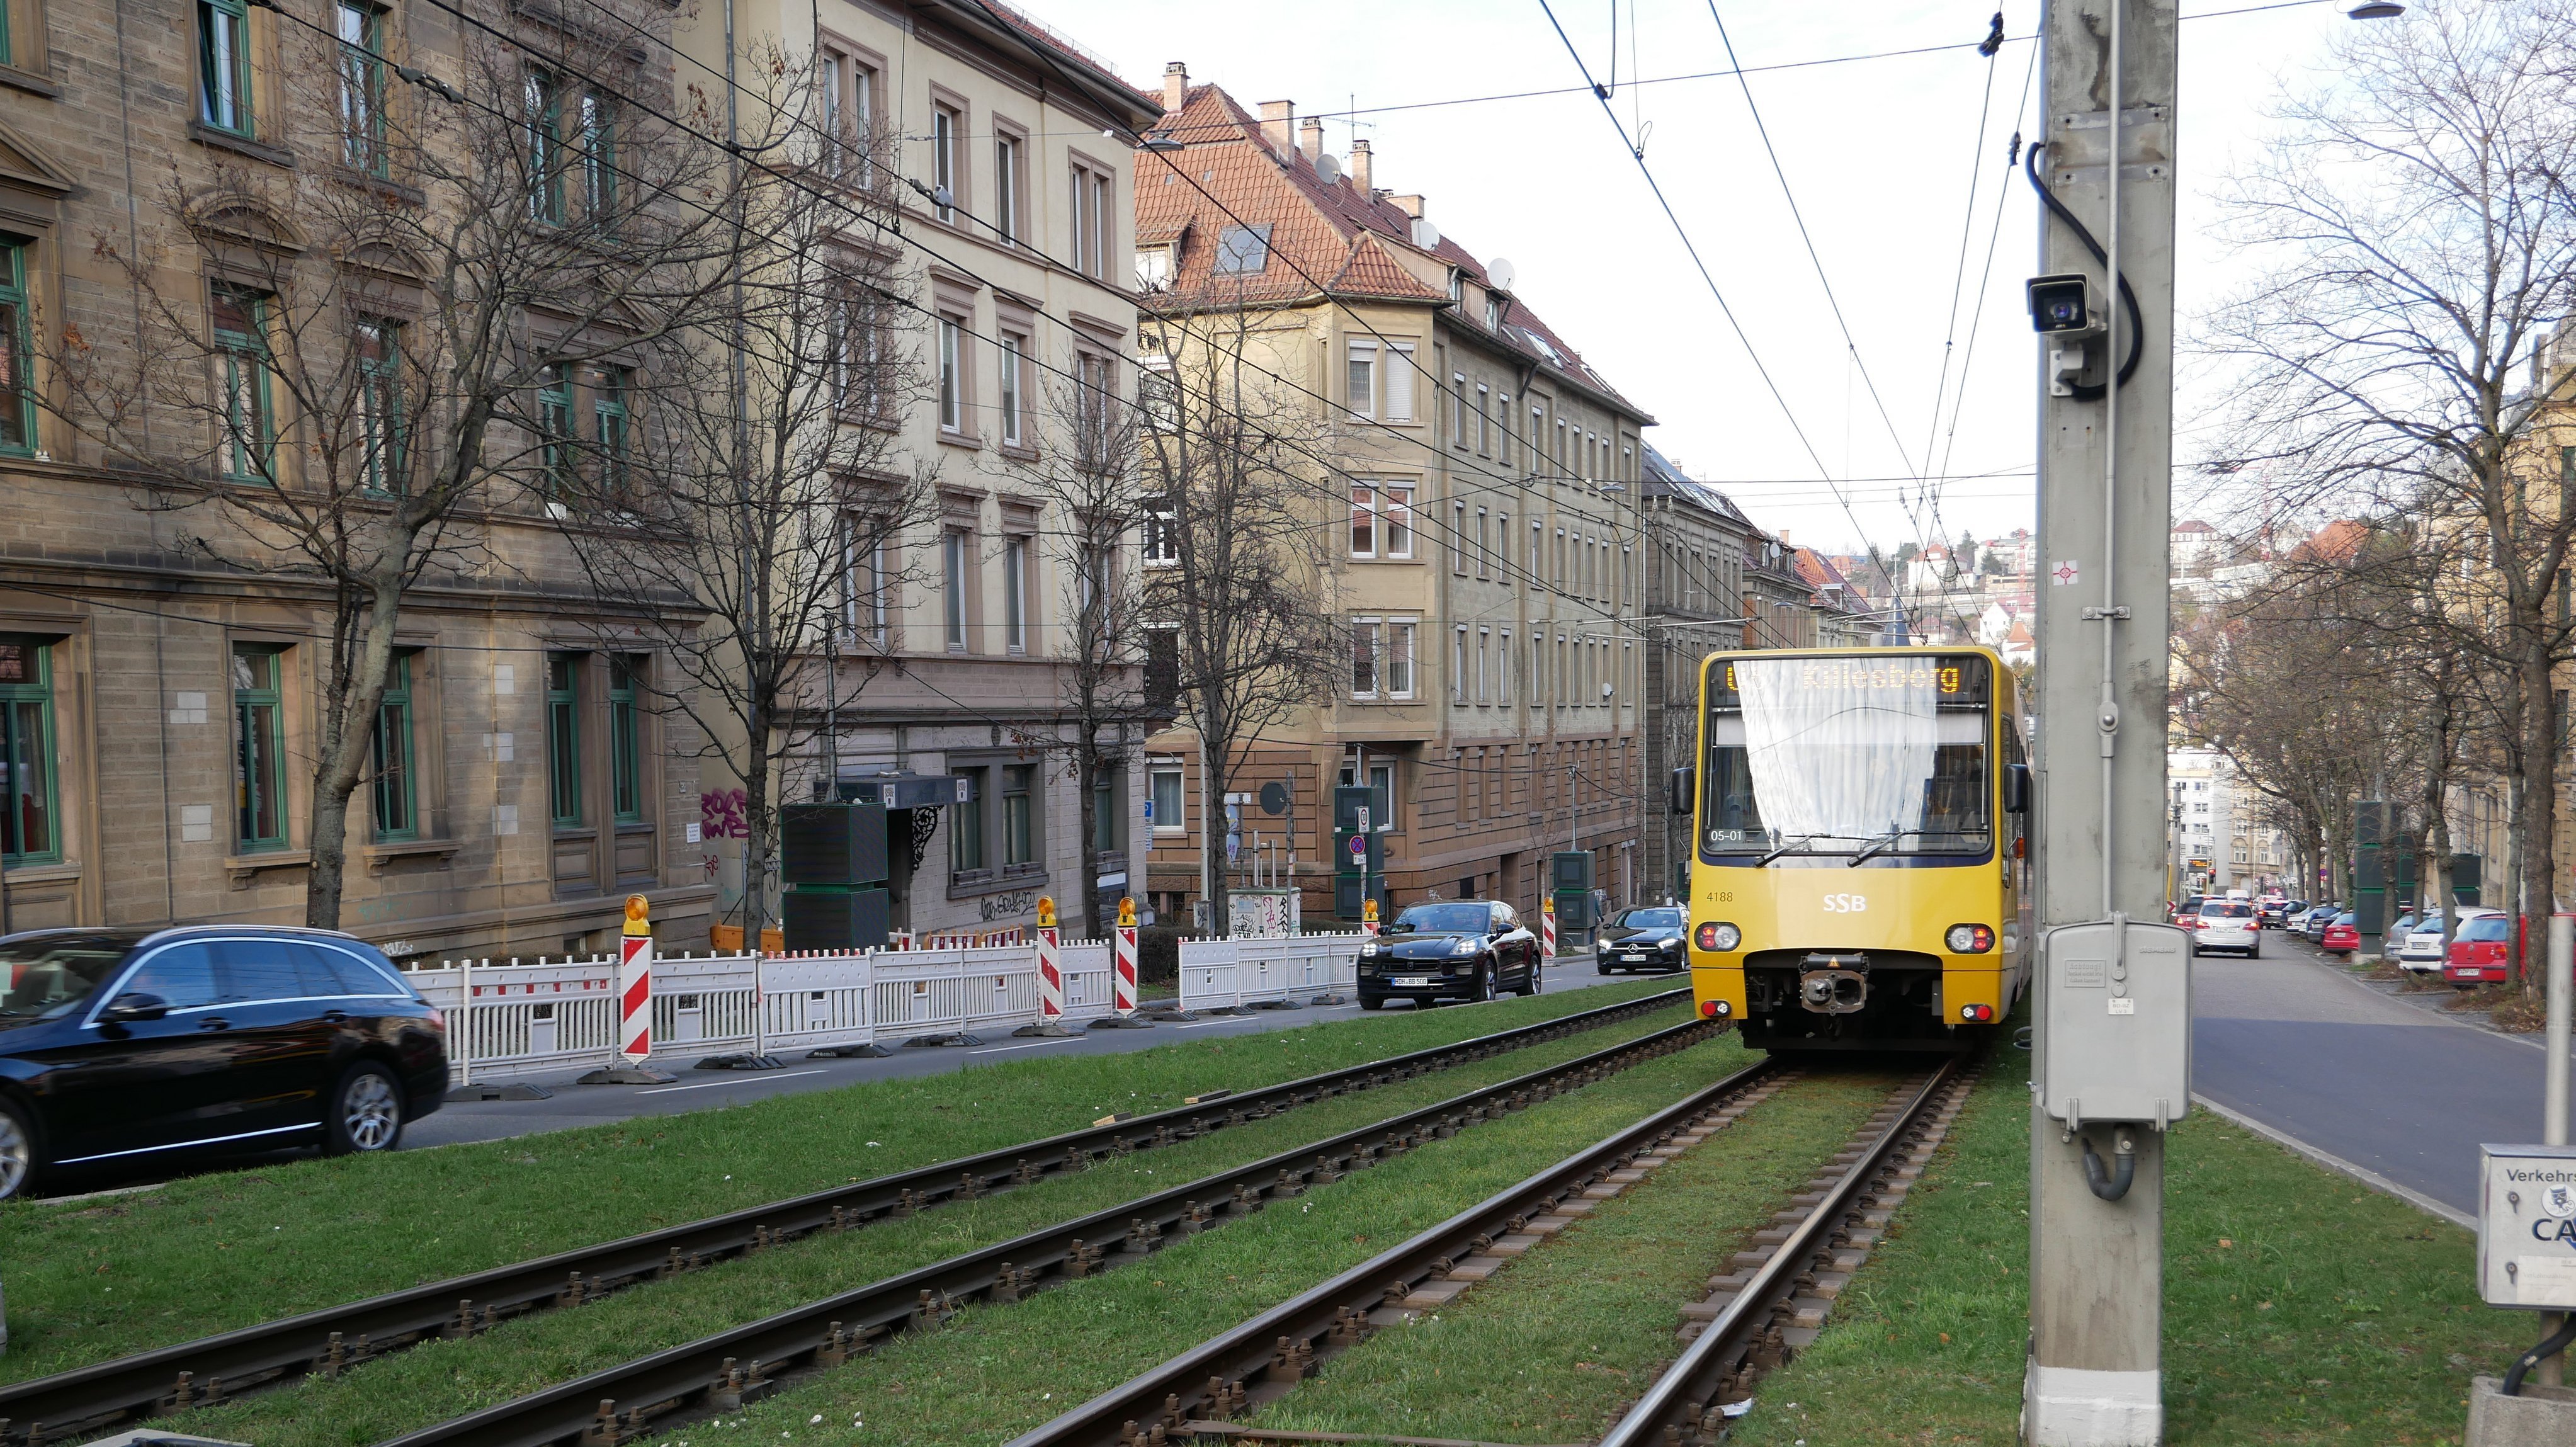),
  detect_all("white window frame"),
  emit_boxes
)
[1346,339,1376,421]
[1476,627,1490,703]
[1004,535,1030,654]
[994,132,1021,244]
[1475,382,1490,455]
[1386,343,1416,422]
[1351,483,1378,559]
[1351,615,1382,699]
[1497,392,1512,465]
[997,332,1025,446]
[1452,625,1468,703]
[1450,372,1467,448]
[1499,630,1514,704]
[1387,619,1416,698]
[1142,501,1178,567]
[1383,483,1414,559]
[1149,764,1186,834]
[937,317,963,433]
[1135,245,1171,288]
